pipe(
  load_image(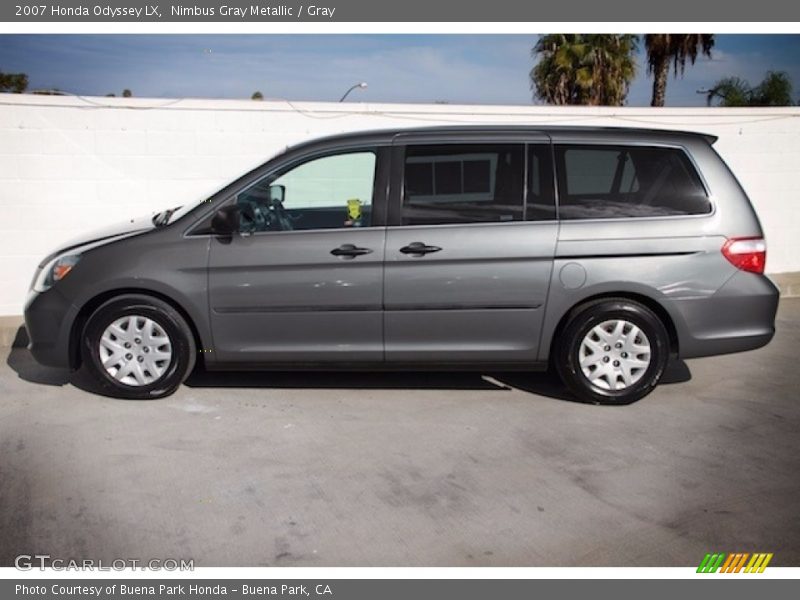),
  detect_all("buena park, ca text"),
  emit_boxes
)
[16,584,334,597]
[15,4,337,18]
